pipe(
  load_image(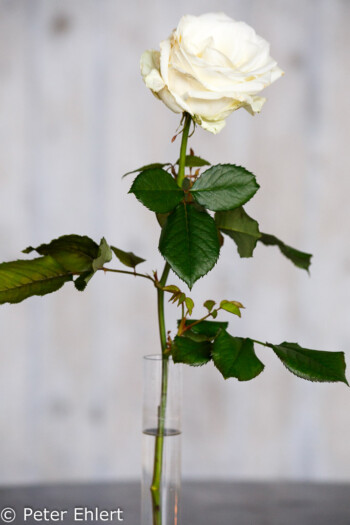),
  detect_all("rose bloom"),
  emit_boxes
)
[141,13,283,133]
